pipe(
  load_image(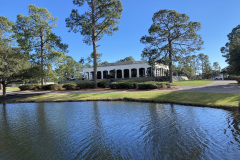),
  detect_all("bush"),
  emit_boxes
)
[156,83,167,89]
[62,82,77,90]
[236,76,240,84]
[19,85,30,91]
[137,83,157,89]
[110,82,137,89]
[224,77,236,80]
[19,84,40,91]
[42,84,63,90]
[155,76,169,82]
[77,82,95,89]
[97,80,110,88]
